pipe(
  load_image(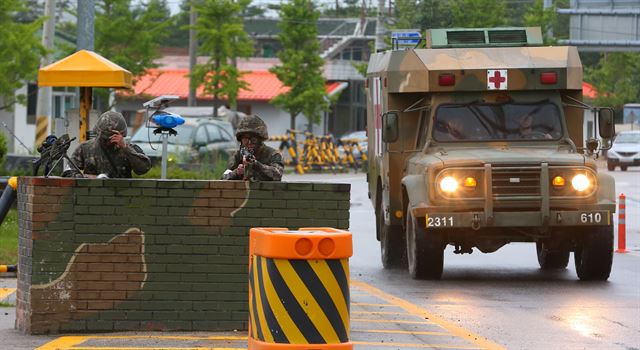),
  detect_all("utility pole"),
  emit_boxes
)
[375,0,387,52]
[77,0,95,142]
[188,2,198,106]
[77,0,95,51]
[543,0,554,39]
[36,0,56,145]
